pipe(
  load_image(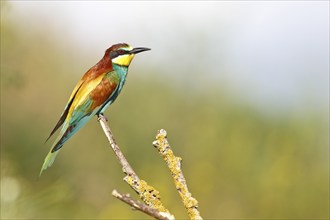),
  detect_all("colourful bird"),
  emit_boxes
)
[40,43,150,176]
